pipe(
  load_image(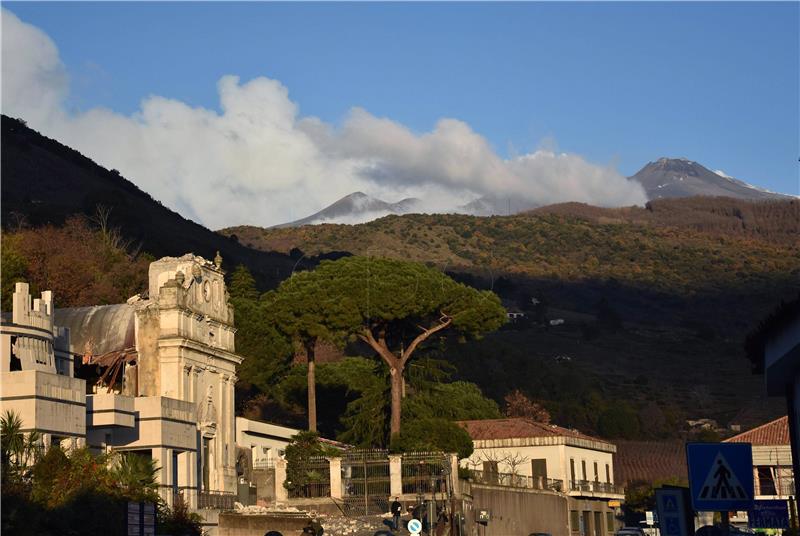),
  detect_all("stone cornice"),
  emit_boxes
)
[473,435,616,453]
[157,338,244,365]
